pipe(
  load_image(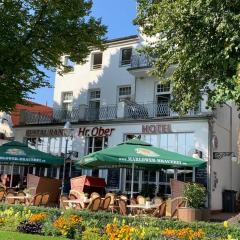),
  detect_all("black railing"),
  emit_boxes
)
[130,54,152,69]
[20,102,201,125]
